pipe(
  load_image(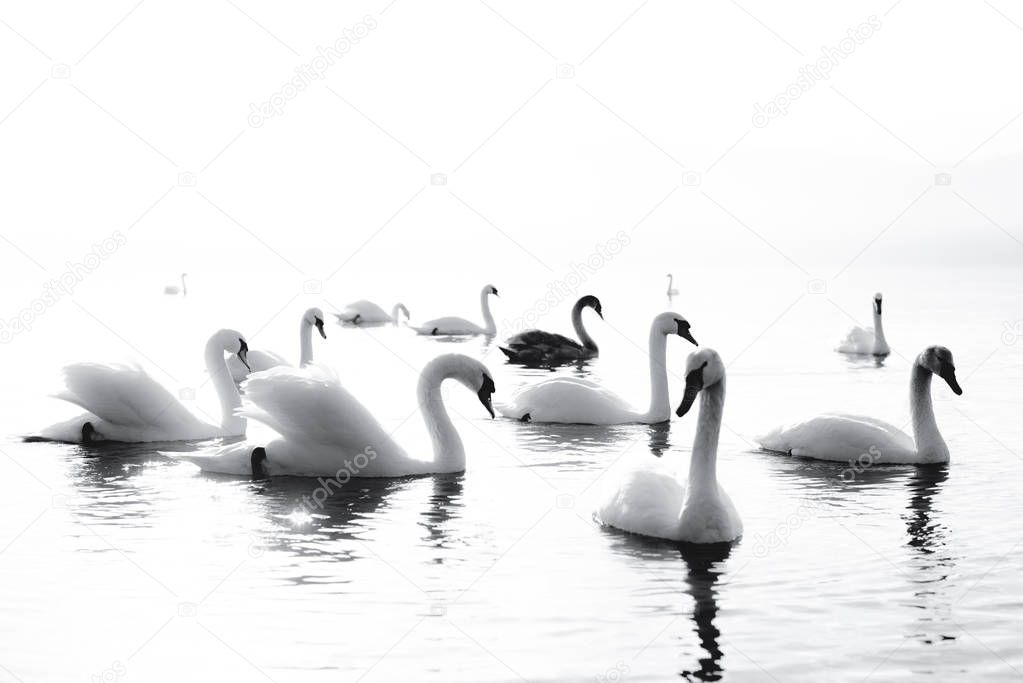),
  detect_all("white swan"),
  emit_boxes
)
[164,272,187,296]
[228,308,326,382]
[836,292,890,356]
[758,346,962,464]
[595,349,742,543]
[496,312,698,424]
[336,300,409,325]
[666,273,679,297]
[29,329,249,443]
[499,295,602,365]
[413,284,498,336]
[172,354,496,477]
